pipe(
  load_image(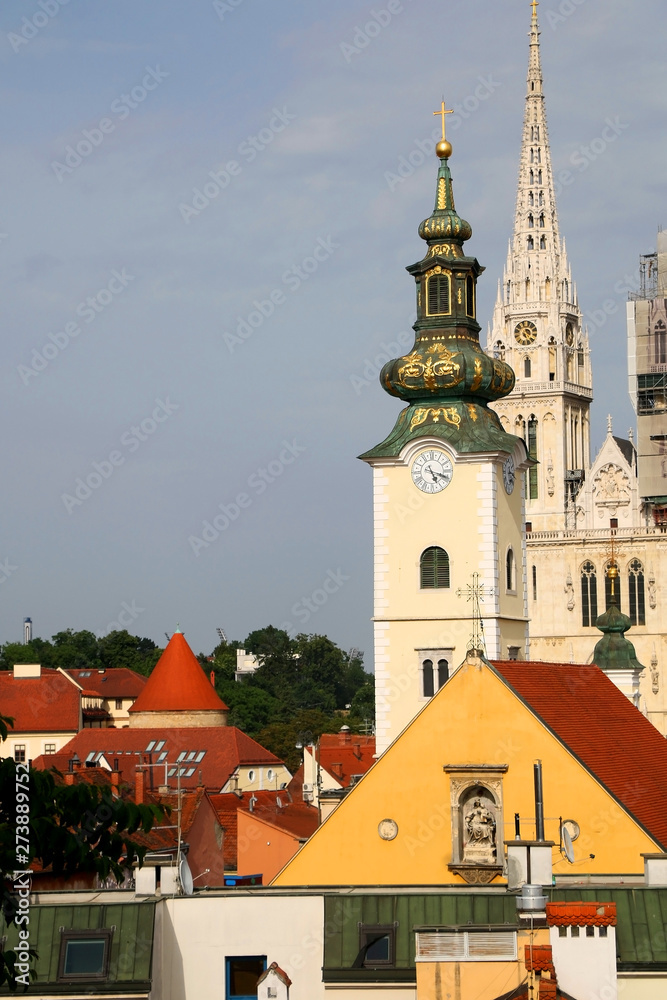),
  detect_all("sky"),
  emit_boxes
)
[1,0,665,662]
